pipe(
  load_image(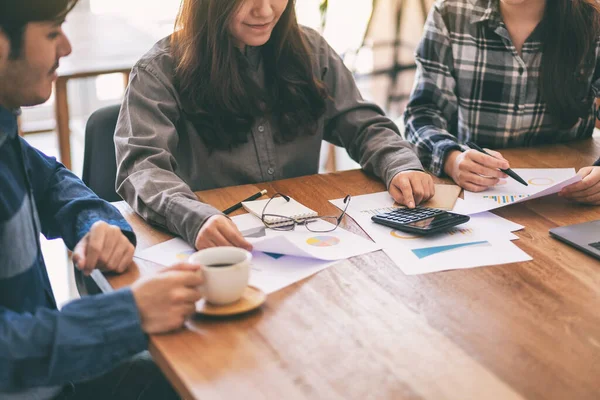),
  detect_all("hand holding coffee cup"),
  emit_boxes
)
[188,247,252,305]
[131,263,204,334]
